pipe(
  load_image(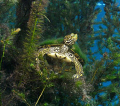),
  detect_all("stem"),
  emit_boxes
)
[0,43,6,70]
[91,68,98,83]
[35,85,46,106]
